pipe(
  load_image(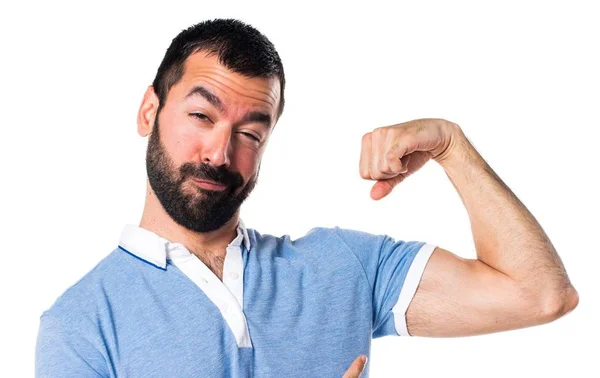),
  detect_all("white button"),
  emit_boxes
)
[228,272,239,280]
